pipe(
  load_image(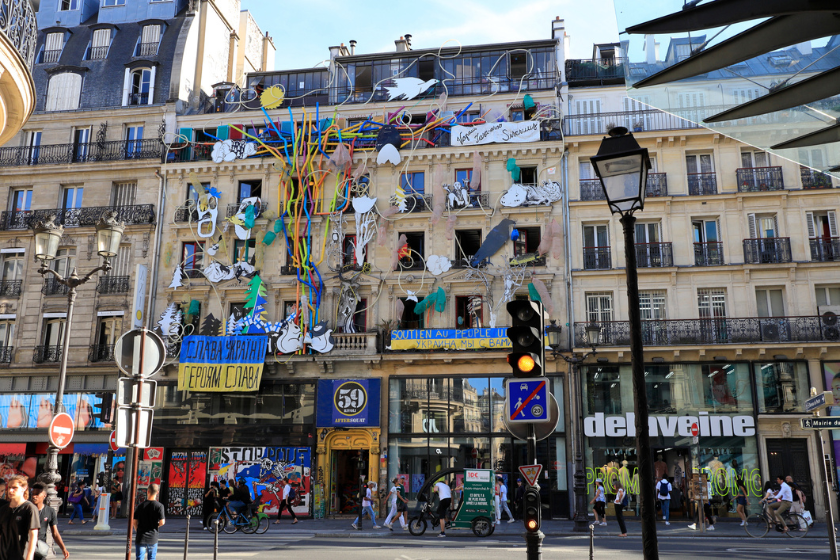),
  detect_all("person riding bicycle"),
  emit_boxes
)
[228,478,253,518]
[763,475,793,533]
